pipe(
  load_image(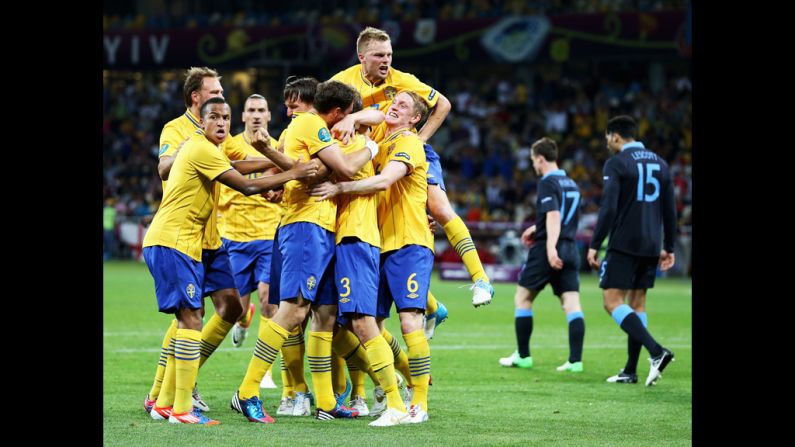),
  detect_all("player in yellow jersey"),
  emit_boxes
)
[332,27,495,340]
[217,94,281,350]
[143,97,319,425]
[144,67,226,414]
[230,80,385,422]
[311,90,434,424]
